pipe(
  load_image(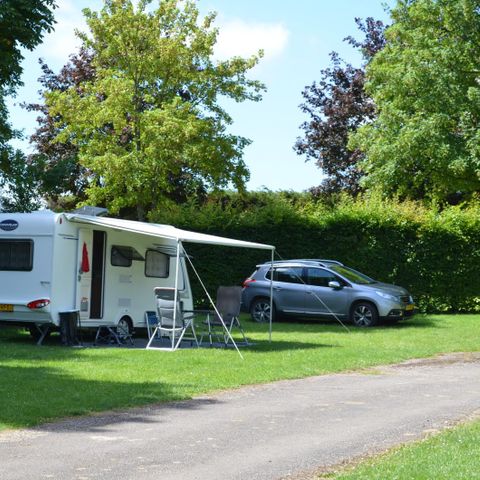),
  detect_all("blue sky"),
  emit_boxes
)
[7,0,393,191]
